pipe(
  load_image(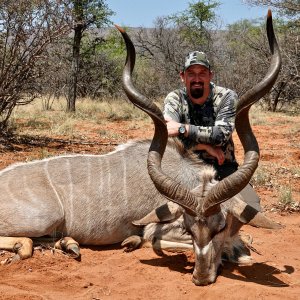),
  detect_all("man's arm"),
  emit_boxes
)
[164,115,225,165]
[163,90,190,137]
[163,90,226,165]
[163,90,182,123]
